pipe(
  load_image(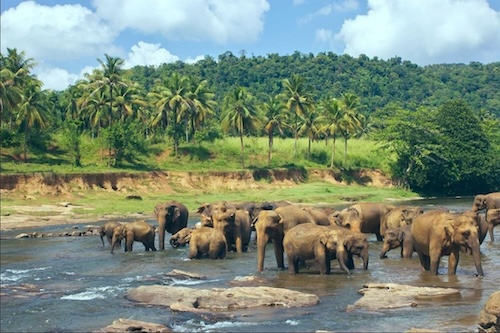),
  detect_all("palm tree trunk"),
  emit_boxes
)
[330,136,336,168]
[108,87,113,166]
[23,121,28,162]
[308,136,311,159]
[268,133,273,167]
[240,132,245,169]
[344,135,348,165]
[294,113,298,158]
